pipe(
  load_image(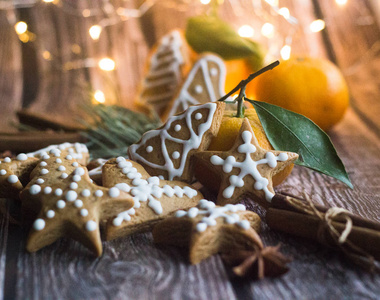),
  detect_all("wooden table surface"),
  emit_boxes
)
[1,0,380,299]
